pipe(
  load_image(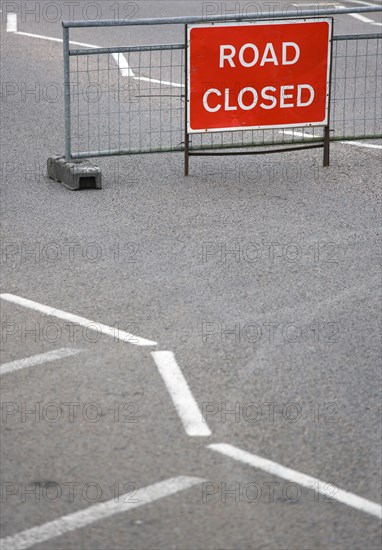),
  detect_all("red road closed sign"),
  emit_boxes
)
[187,19,332,133]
